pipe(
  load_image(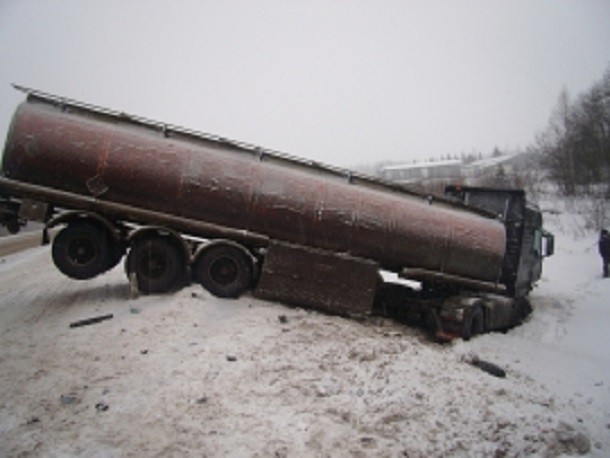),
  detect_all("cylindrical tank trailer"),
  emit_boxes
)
[2,97,506,286]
